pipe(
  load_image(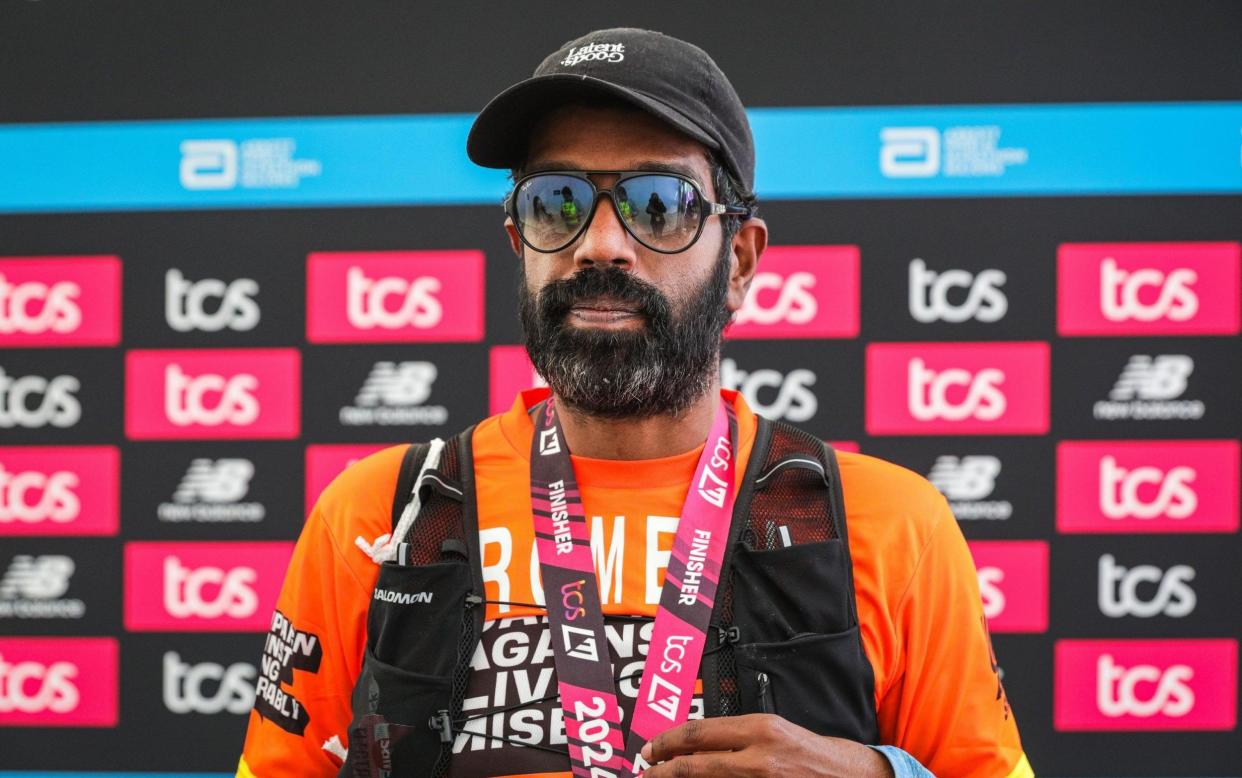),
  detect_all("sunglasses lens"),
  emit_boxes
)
[616,174,702,251]
[513,175,595,250]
